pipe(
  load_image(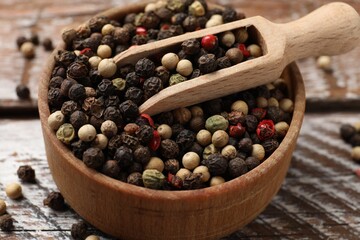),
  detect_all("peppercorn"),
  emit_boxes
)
[156,124,171,139]
[142,169,165,189]
[262,138,279,156]
[198,53,217,74]
[78,124,97,142]
[86,235,100,240]
[47,111,65,131]
[251,143,265,161]
[0,199,6,215]
[279,98,294,113]
[69,110,88,130]
[5,183,22,200]
[169,73,187,86]
[67,62,88,81]
[134,125,153,145]
[247,44,262,58]
[17,165,36,183]
[193,165,211,182]
[171,12,188,25]
[206,14,223,28]
[183,173,203,190]
[143,77,163,99]
[164,159,180,174]
[205,115,229,133]
[133,146,151,165]
[225,48,243,64]
[215,56,231,69]
[222,7,238,23]
[211,130,229,148]
[98,59,117,78]
[71,221,89,240]
[256,120,275,141]
[124,87,142,105]
[176,168,192,180]
[234,27,248,43]
[114,146,133,168]
[20,42,35,59]
[155,66,170,85]
[0,214,14,232]
[158,139,179,159]
[266,106,284,123]
[205,153,228,175]
[243,115,257,133]
[82,147,105,169]
[15,84,31,100]
[183,15,200,32]
[237,138,253,154]
[181,152,200,170]
[176,129,195,152]
[56,123,75,144]
[351,146,360,162]
[127,172,144,186]
[274,121,289,139]
[41,37,54,51]
[220,145,236,159]
[181,38,201,55]
[135,58,155,78]
[68,84,86,102]
[43,191,66,211]
[340,123,356,142]
[16,36,28,49]
[124,72,140,88]
[121,132,140,150]
[228,157,248,178]
[91,133,108,150]
[132,34,150,45]
[119,100,139,121]
[145,157,165,172]
[349,134,360,147]
[101,160,120,178]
